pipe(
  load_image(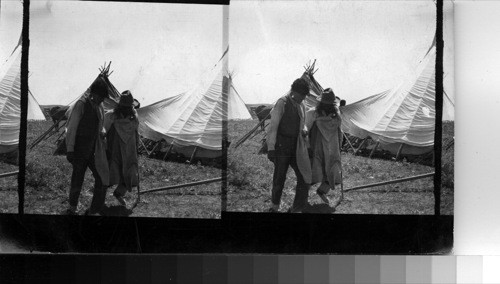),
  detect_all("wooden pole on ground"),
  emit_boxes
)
[344,172,434,192]
[369,140,380,159]
[0,171,18,179]
[140,177,222,194]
